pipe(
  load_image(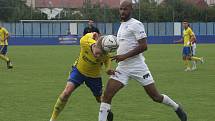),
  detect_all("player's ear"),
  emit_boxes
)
[92,32,99,40]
